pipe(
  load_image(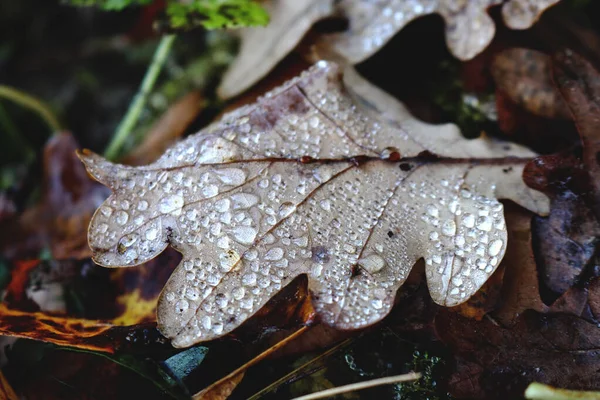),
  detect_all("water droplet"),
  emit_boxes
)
[115,210,129,225]
[185,287,200,301]
[278,202,295,218]
[242,273,257,286]
[214,168,247,186]
[488,239,503,256]
[98,223,108,233]
[426,204,439,218]
[166,292,175,301]
[319,199,331,211]
[231,193,259,209]
[231,226,257,245]
[145,227,159,241]
[309,116,320,128]
[232,287,245,300]
[358,254,386,273]
[216,236,231,249]
[176,300,189,313]
[119,233,138,248]
[159,194,184,214]
[429,231,439,241]
[292,236,309,248]
[137,200,148,211]
[265,247,284,261]
[442,220,456,236]
[202,185,219,198]
[462,213,475,228]
[476,216,492,232]
[215,199,231,212]
[454,235,465,247]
